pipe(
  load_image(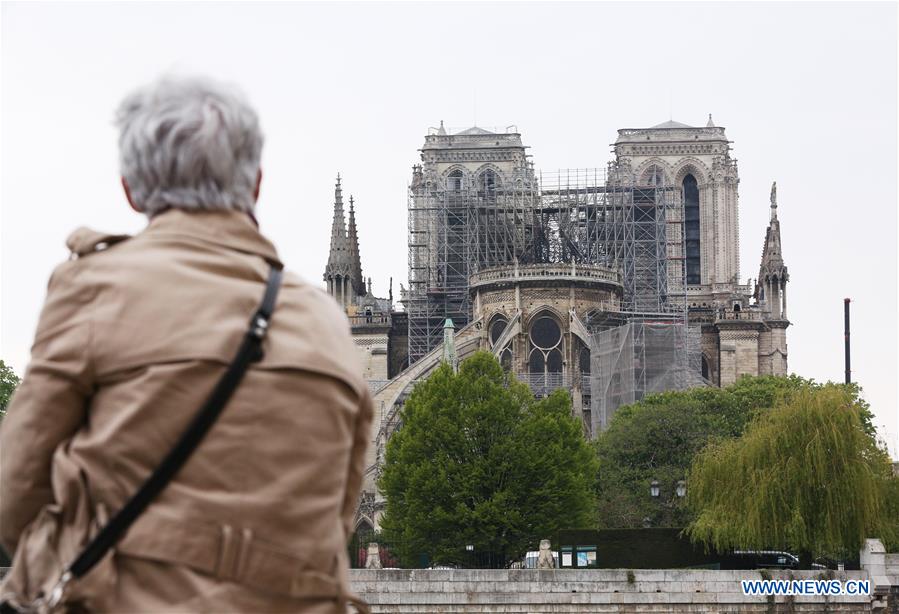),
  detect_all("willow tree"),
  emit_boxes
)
[686,384,897,561]
[595,375,835,529]
[379,351,598,568]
